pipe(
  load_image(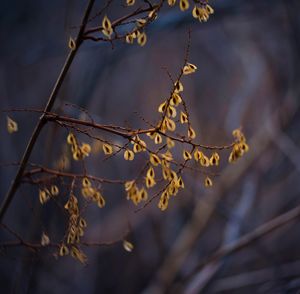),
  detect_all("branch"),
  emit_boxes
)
[84,2,162,36]
[0,223,129,251]
[22,166,125,184]
[46,112,234,150]
[0,0,96,222]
